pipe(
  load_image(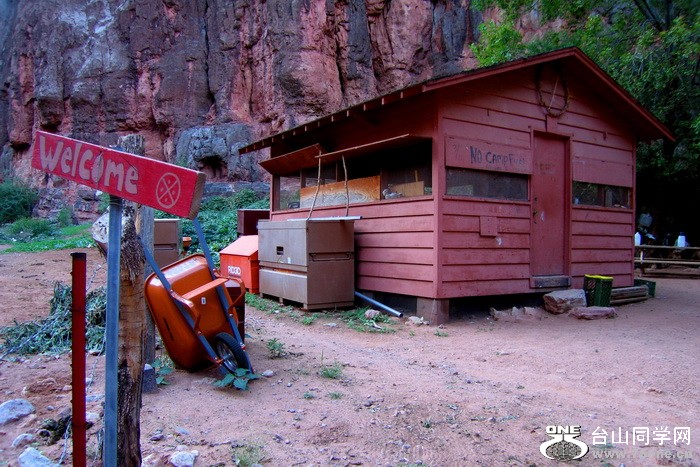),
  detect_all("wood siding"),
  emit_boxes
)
[263,55,647,301]
[270,197,437,297]
[438,198,532,297]
[571,207,635,287]
[436,69,636,298]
